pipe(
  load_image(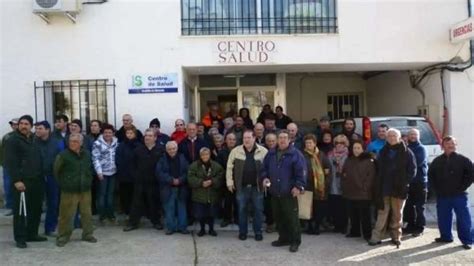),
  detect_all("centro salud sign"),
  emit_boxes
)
[217,40,276,64]
[129,73,178,94]
[450,17,474,43]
